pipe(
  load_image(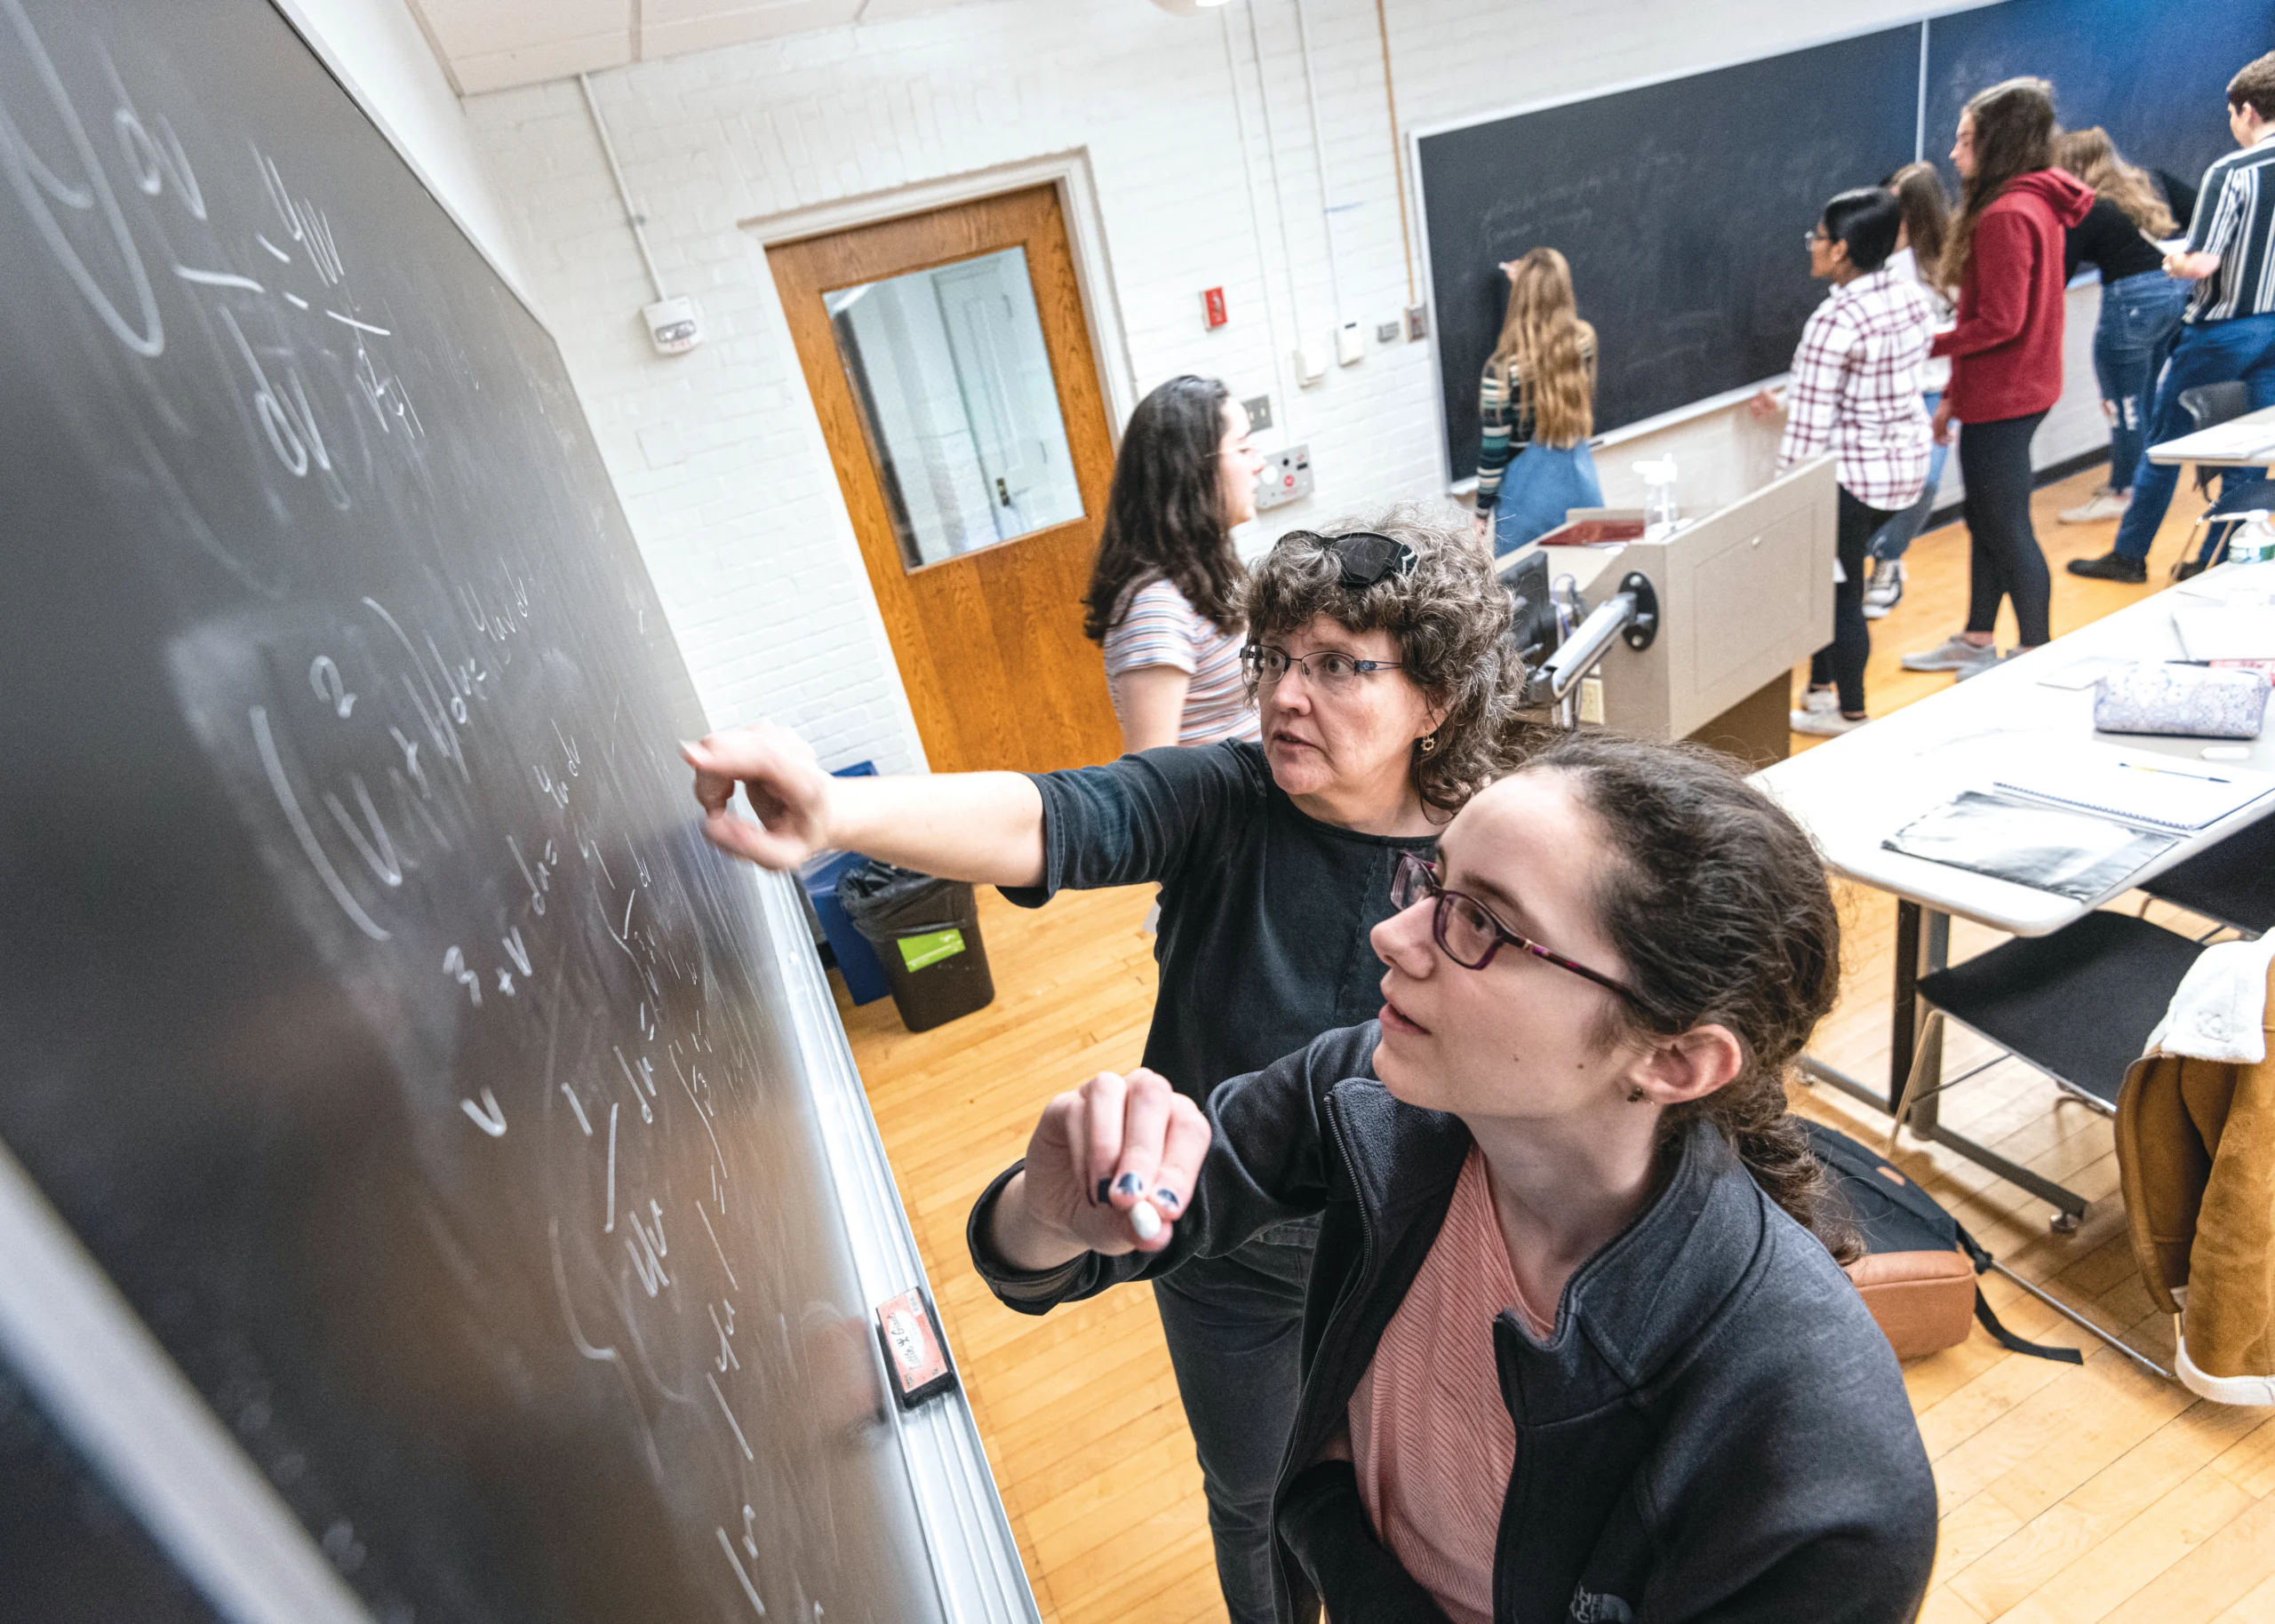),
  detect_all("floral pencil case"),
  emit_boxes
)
[2093,662,2269,740]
